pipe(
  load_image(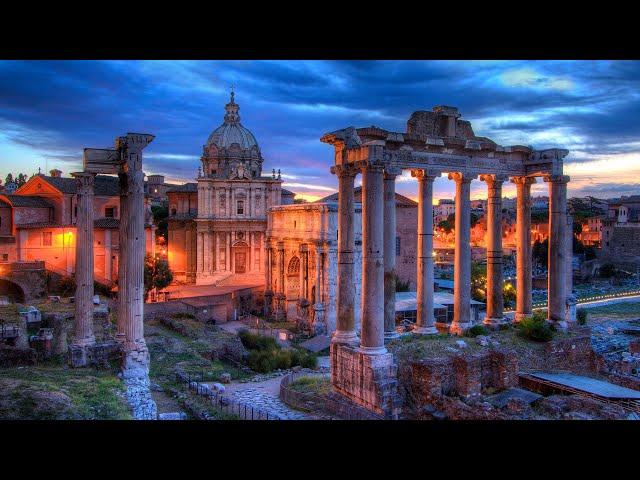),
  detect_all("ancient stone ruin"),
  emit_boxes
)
[321,106,574,418]
[69,132,157,419]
